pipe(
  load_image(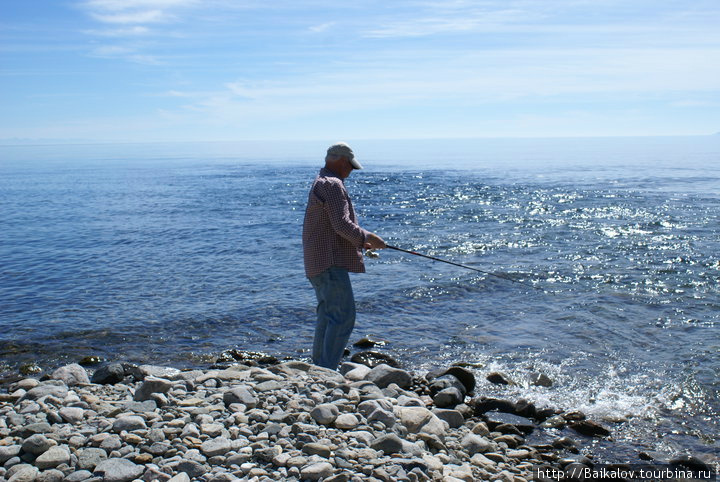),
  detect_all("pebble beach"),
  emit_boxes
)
[2,353,716,482]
